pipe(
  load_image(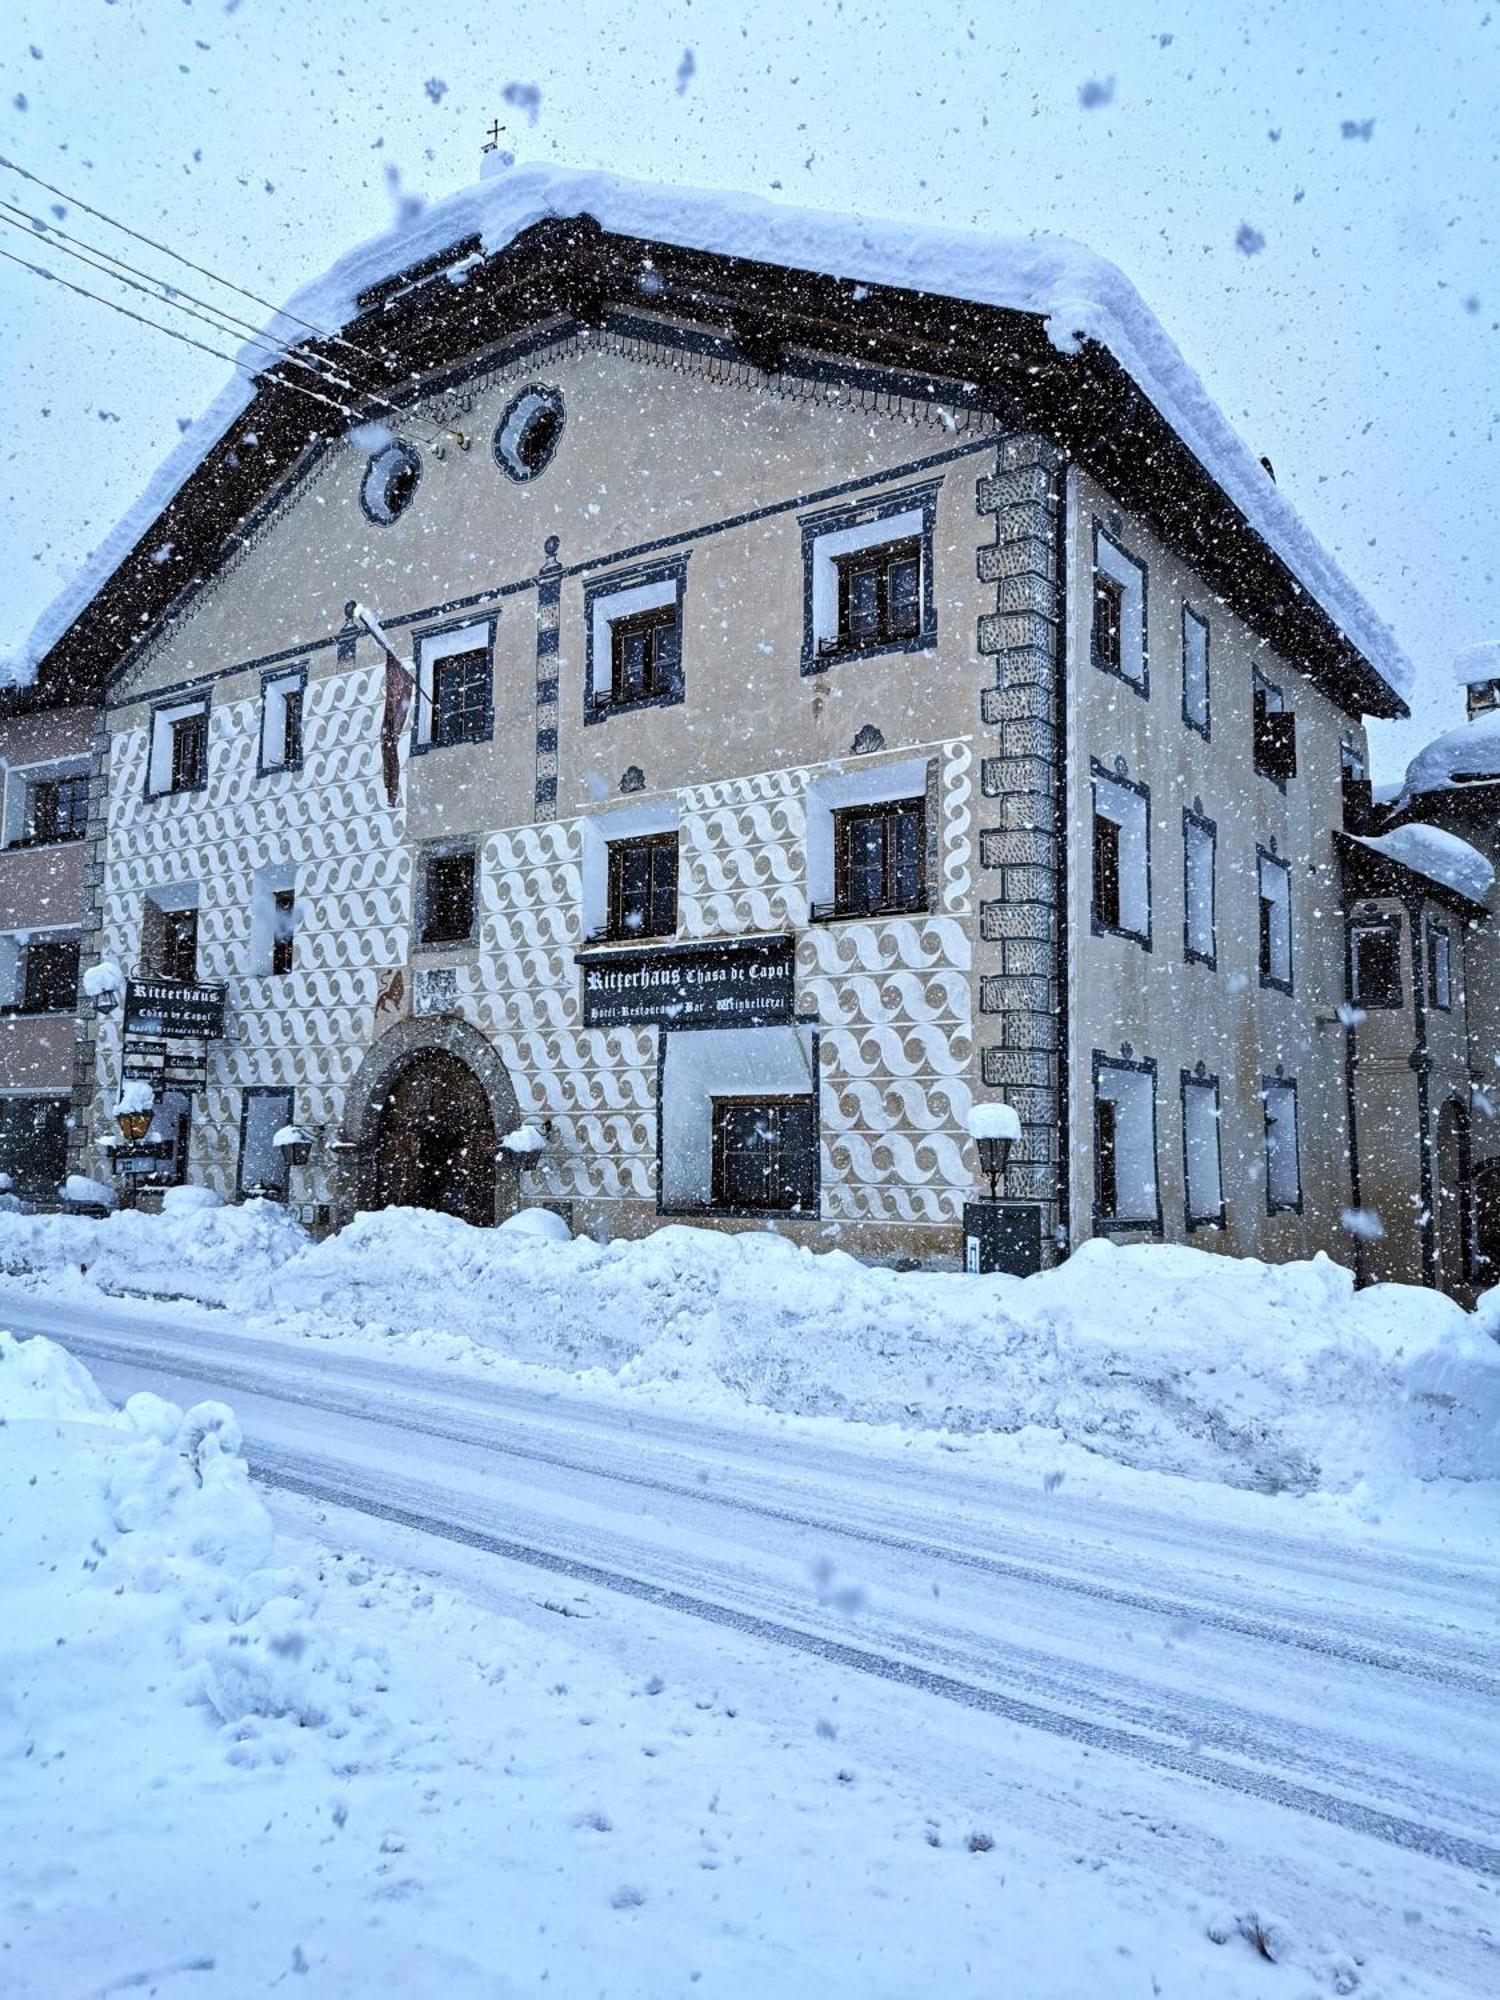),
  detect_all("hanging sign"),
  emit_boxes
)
[579,936,796,1030]
[123,979,226,1041]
